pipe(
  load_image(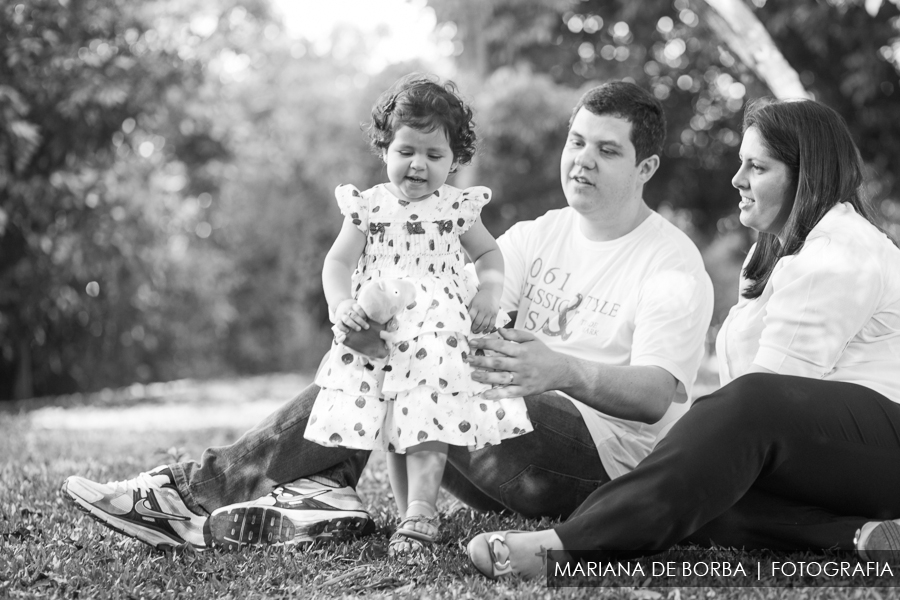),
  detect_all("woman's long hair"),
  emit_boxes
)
[740,98,878,299]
